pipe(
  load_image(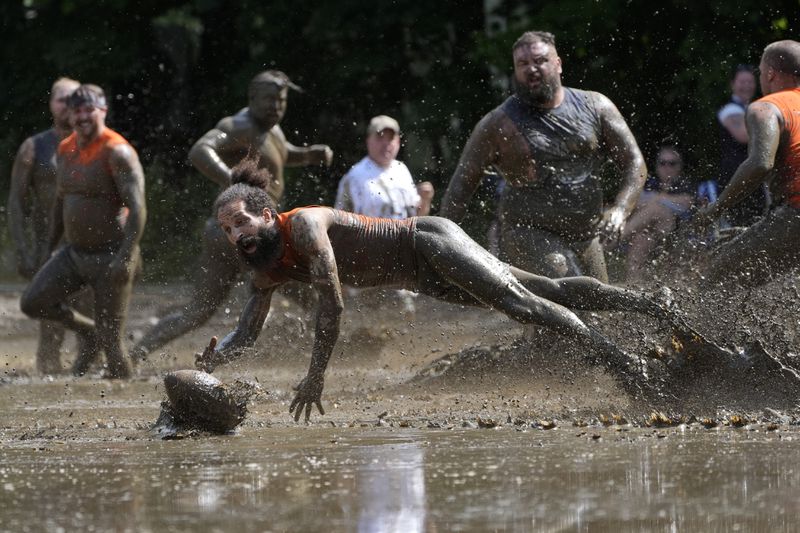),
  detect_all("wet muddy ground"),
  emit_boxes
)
[2,280,800,530]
